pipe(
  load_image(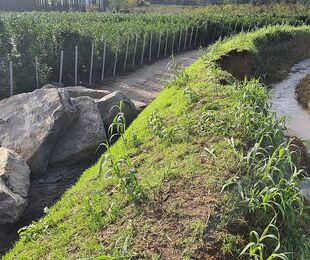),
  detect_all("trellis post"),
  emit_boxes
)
[149,31,153,62]
[35,56,39,88]
[157,31,162,59]
[200,22,207,46]
[124,37,129,72]
[171,31,175,54]
[247,22,252,32]
[101,40,107,81]
[183,27,188,50]
[164,31,168,56]
[59,50,64,85]
[189,27,194,48]
[219,22,224,39]
[132,35,138,68]
[113,47,118,78]
[178,29,182,53]
[89,42,94,85]
[74,46,78,86]
[9,61,13,96]
[194,25,199,47]
[141,32,147,65]
[234,21,238,34]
